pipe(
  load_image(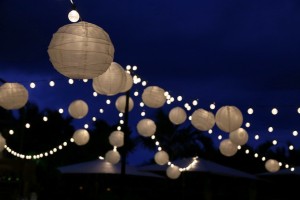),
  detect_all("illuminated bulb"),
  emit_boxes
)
[217,135,222,140]
[141,111,146,116]
[30,82,36,89]
[164,91,169,96]
[186,106,191,111]
[59,145,63,149]
[84,124,89,129]
[254,153,258,158]
[289,145,294,150]
[167,100,171,104]
[279,162,282,166]
[119,120,124,124]
[92,117,96,121]
[298,107,300,114]
[245,122,250,127]
[158,147,162,151]
[184,103,189,108]
[53,148,57,152]
[285,164,289,168]
[237,145,241,150]
[247,108,254,114]
[245,149,249,154]
[59,108,64,114]
[290,167,295,171]
[262,157,266,161]
[192,100,198,106]
[117,126,121,131]
[155,141,159,146]
[254,135,259,140]
[166,95,171,99]
[63,142,67,146]
[106,99,111,104]
[208,129,213,134]
[292,130,298,136]
[126,65,131,70]
[210,103,215,110]
[134,91,139,96]
[132,65,138,71]
[170,97,175,102]
[70,138,74,142]
[68,79,74,84]
[93,92,98,97]
[268,127,273,132]
[25,123,30,129]
[142,81,147,86]
[177,96,183,101]
[139,102,144,107]
[271,108,278,115]
[68,9,80,22]
[49,81,55,87]
[119,113,123,117]
[151,135,155,139]
[43,116,48,122]
[9,130,14,135]
[83,79,88,83]
[99,109,104,113]
[188,116,192,121]
[272,140,277,145]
